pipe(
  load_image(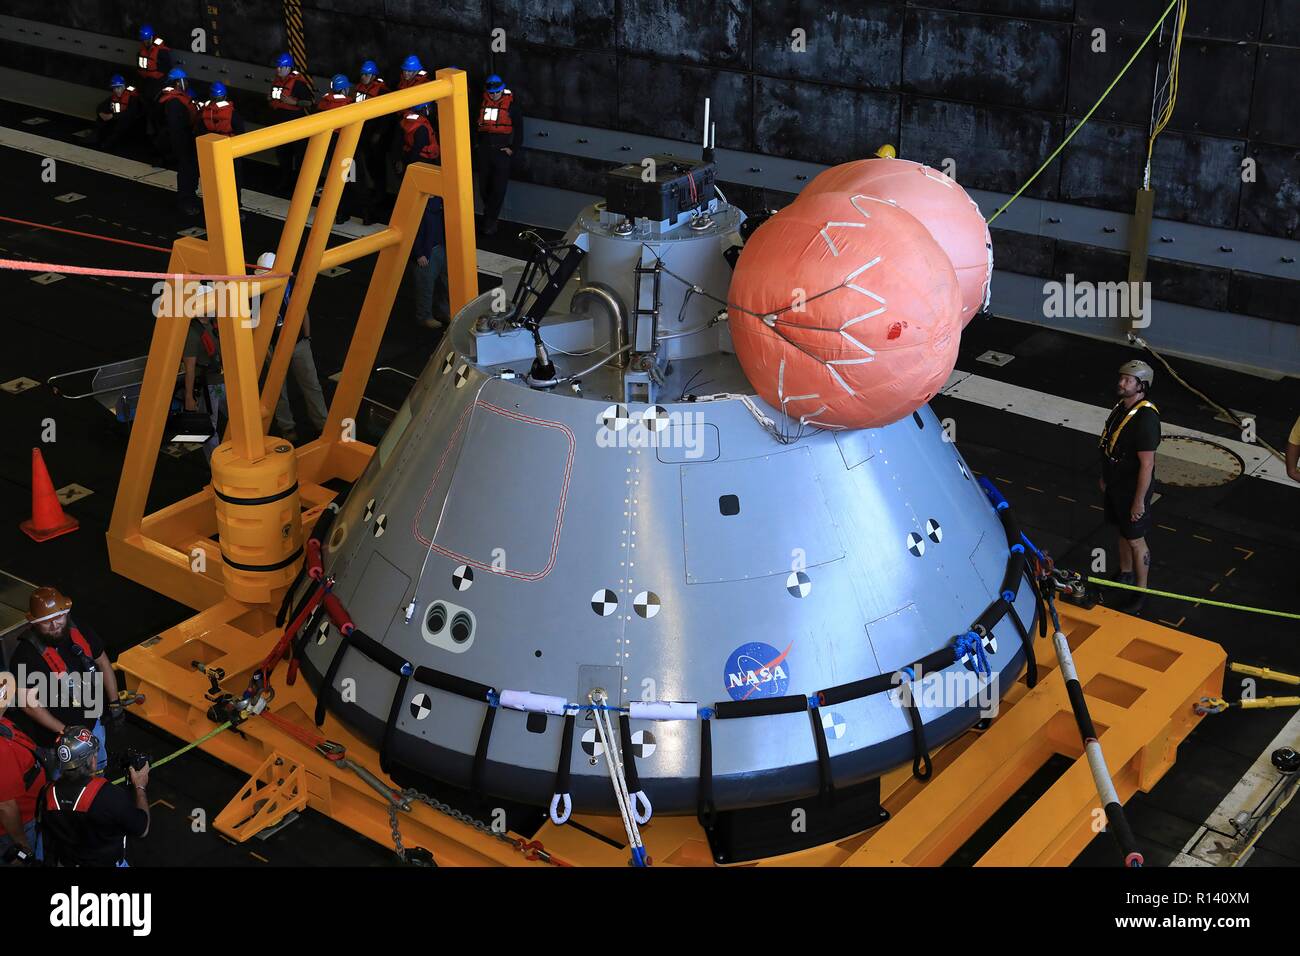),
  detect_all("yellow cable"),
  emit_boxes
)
[988,0,1181,225]
[1146,0,1187,171]
[1131,335,1286,463]
[1088,577,1300,620]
